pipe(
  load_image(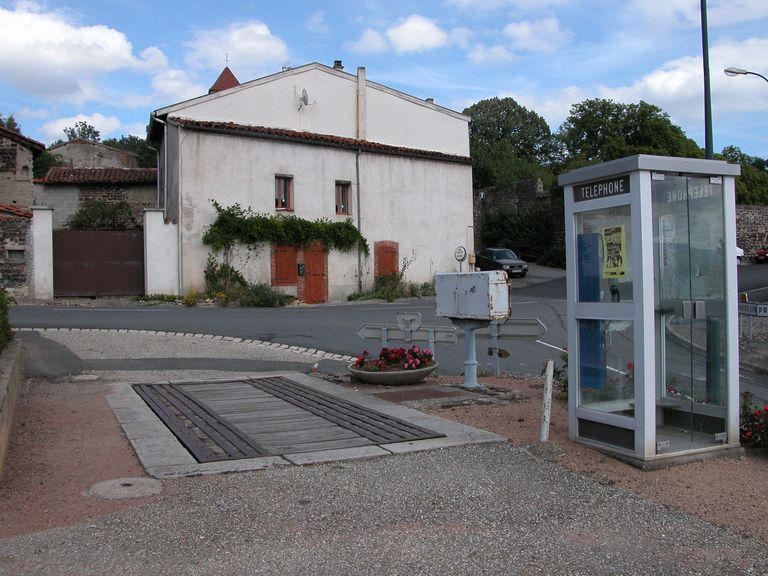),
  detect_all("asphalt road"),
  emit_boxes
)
[8,264,767,379]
